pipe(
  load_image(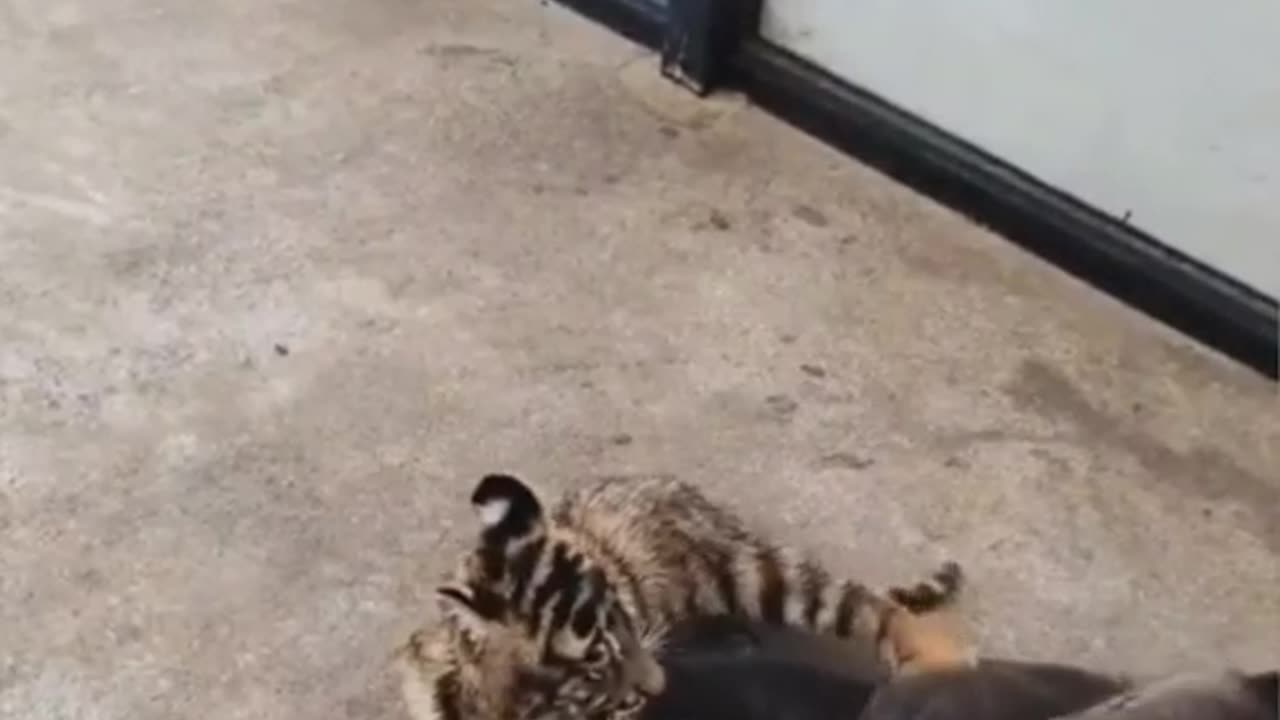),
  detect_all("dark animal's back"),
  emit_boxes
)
[1058,670,1278,720]
[650,618,876,720]
[858,659,1127,720]
[649,656,874,720]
